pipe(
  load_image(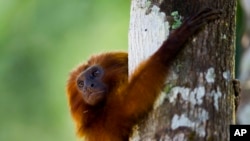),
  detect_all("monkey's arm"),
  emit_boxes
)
[122,8,222,119]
